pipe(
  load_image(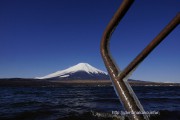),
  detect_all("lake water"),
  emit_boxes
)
[0,86,179,120]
